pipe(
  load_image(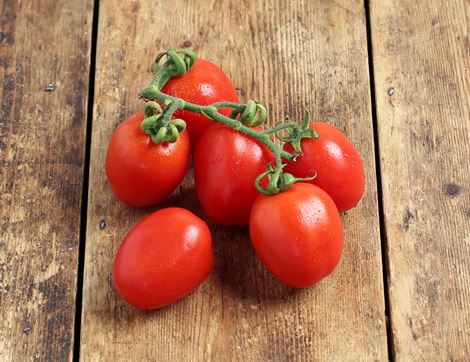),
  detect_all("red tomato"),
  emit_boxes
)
[250,183,343,288]
[194,125,274,225]
[284,123,365,212]
[106,111,190,207]
[113,207,213,309]
[162,59,239,147]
